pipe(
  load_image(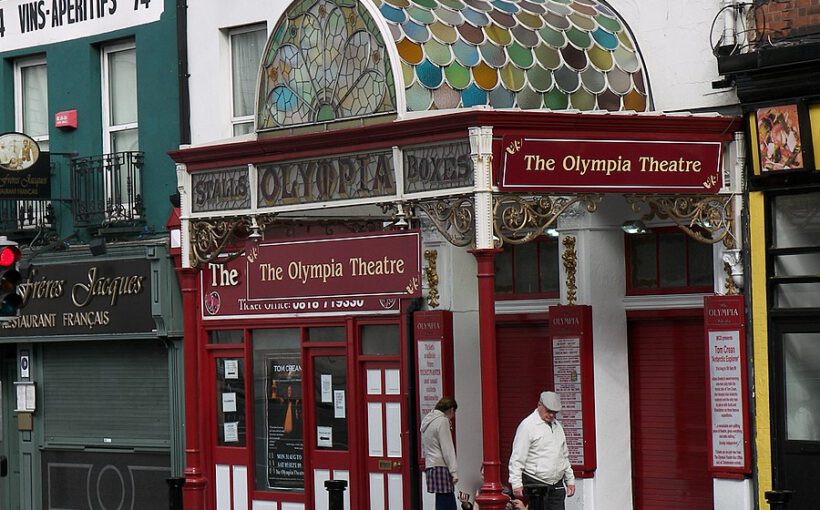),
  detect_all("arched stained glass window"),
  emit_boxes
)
[257,0,397,131]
